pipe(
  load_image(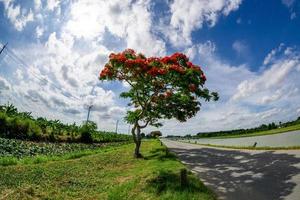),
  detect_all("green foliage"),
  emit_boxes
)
[149,131,162,138]
[0,103,132,144]
[27,121,42,140]
[99,50,219,126]
[80,121,97,143]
